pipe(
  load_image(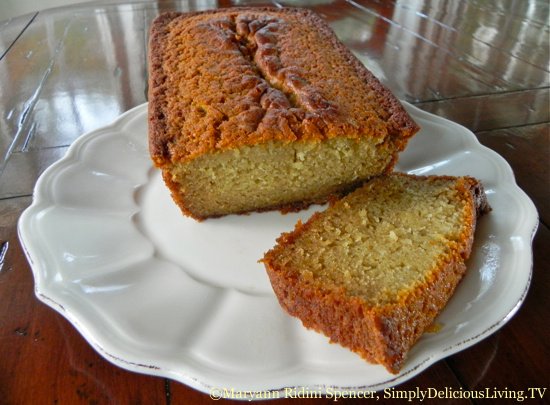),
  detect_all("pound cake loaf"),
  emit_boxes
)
[148,7,419,220]
[262,173,490,373]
